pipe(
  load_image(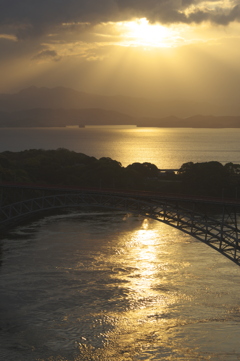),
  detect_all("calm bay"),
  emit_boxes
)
[0,127,240,168]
